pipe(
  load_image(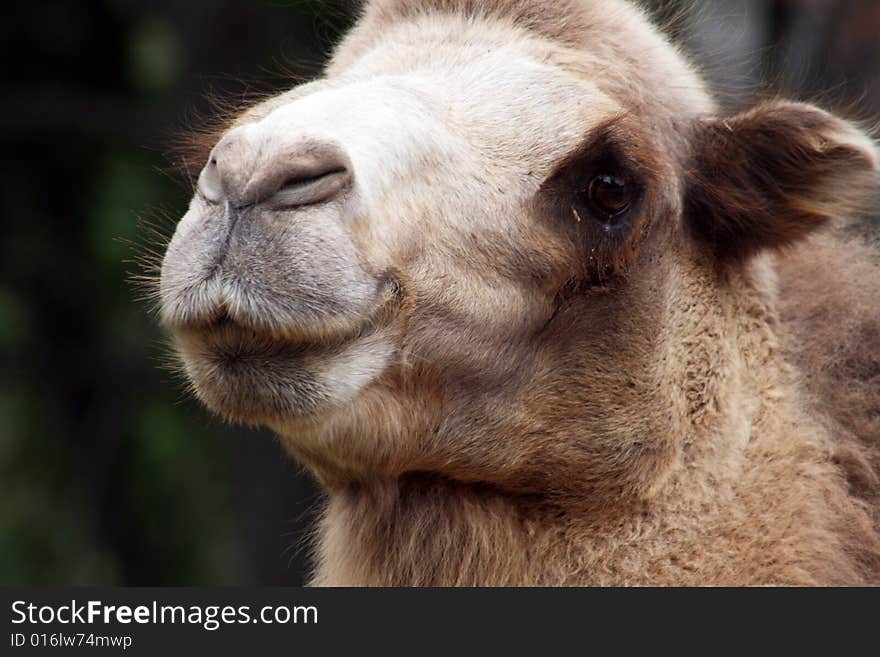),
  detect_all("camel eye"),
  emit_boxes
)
[585,174,631,219]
